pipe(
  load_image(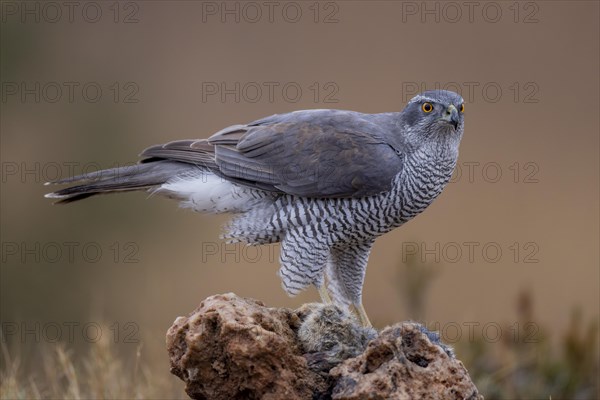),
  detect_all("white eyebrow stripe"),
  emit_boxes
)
[408,95,464,105]
[408,95,437,104]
